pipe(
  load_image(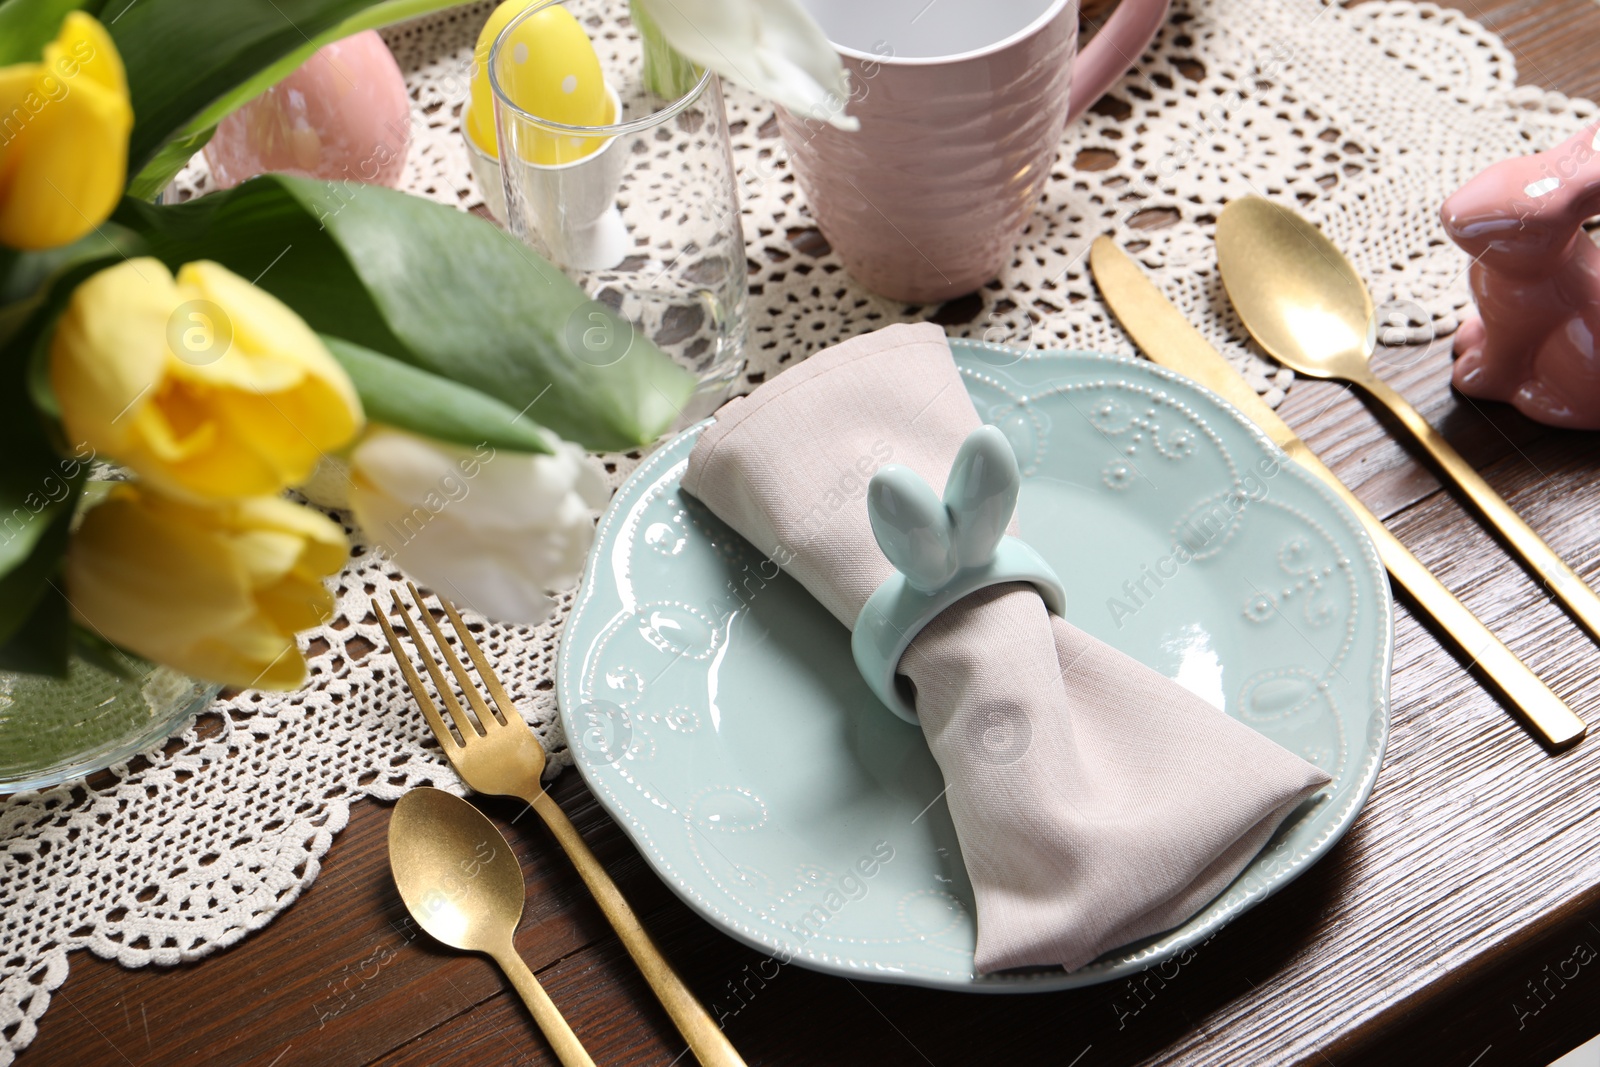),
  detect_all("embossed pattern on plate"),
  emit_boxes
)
[558,342,1393,991]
